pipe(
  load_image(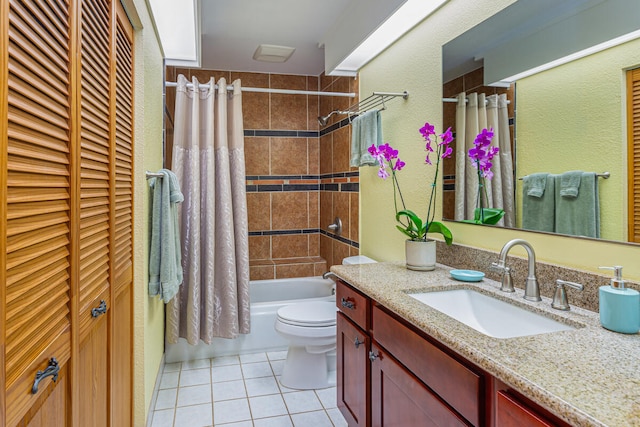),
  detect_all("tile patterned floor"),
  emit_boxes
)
[150,351,347,427]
